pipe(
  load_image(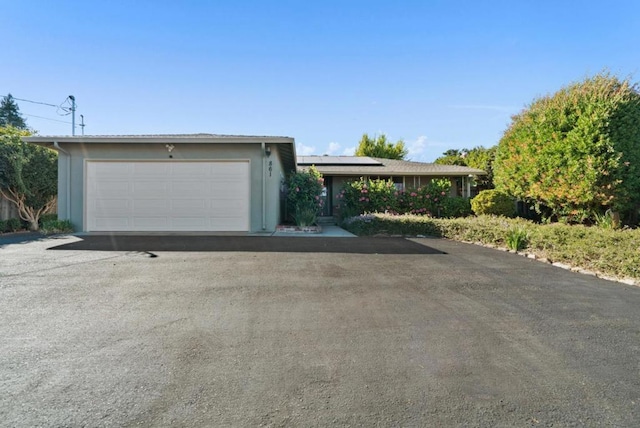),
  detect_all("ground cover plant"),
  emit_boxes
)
[341,213,640,281]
